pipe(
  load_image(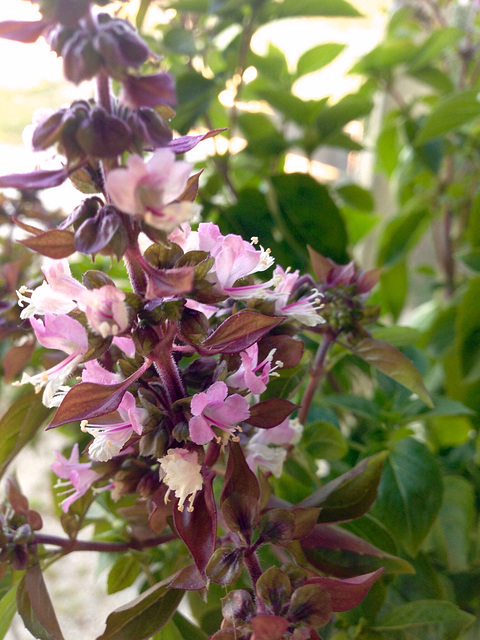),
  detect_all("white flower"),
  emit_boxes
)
[159,448,203,512]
